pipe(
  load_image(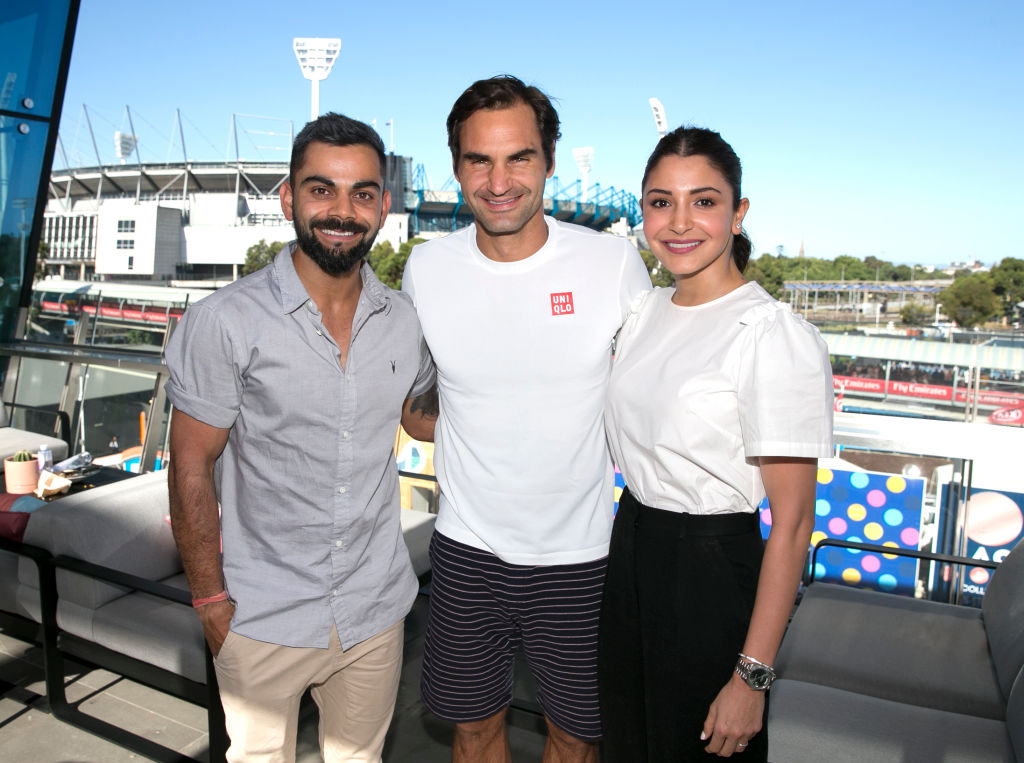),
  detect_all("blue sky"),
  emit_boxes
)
[57,0,1022,266]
